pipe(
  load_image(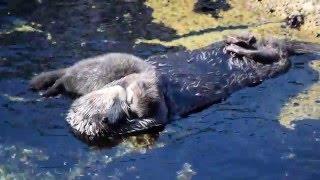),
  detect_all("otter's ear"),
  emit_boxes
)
[114,118,165,136]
